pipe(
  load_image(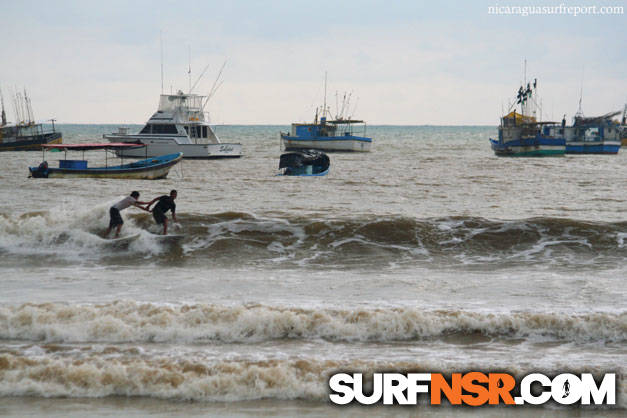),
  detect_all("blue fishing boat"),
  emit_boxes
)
[490,79,565,157]
[280,74,372,152]
[29,143,182,180]
[564,111,622,154]
[279,149,329,176]
[281,117,371,152]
